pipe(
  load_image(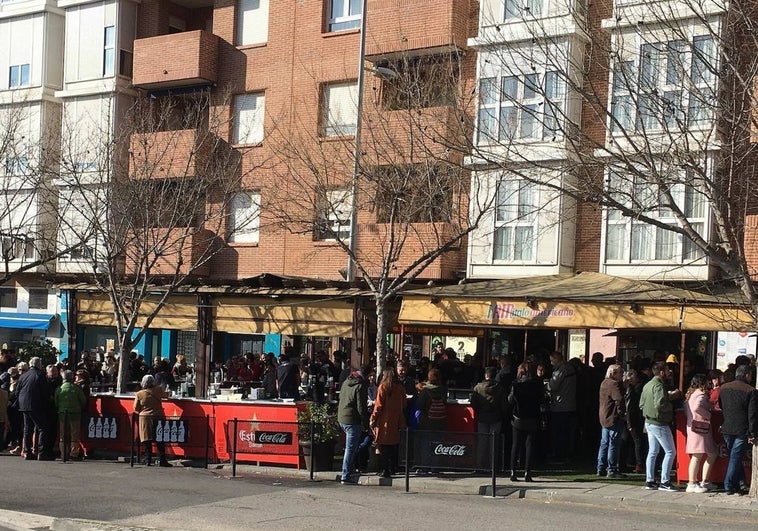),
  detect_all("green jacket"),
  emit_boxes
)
[55,381,87,415]
[639,376,672,426]
[337,374,369,429]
